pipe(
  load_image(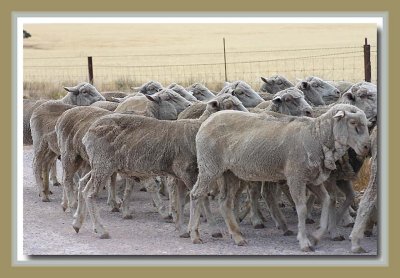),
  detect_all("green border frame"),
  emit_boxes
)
[2,0,398,276]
